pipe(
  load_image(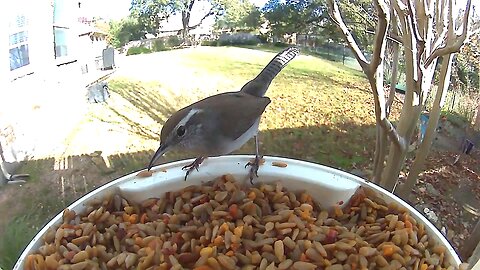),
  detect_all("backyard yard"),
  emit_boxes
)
[0,46,478,268]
